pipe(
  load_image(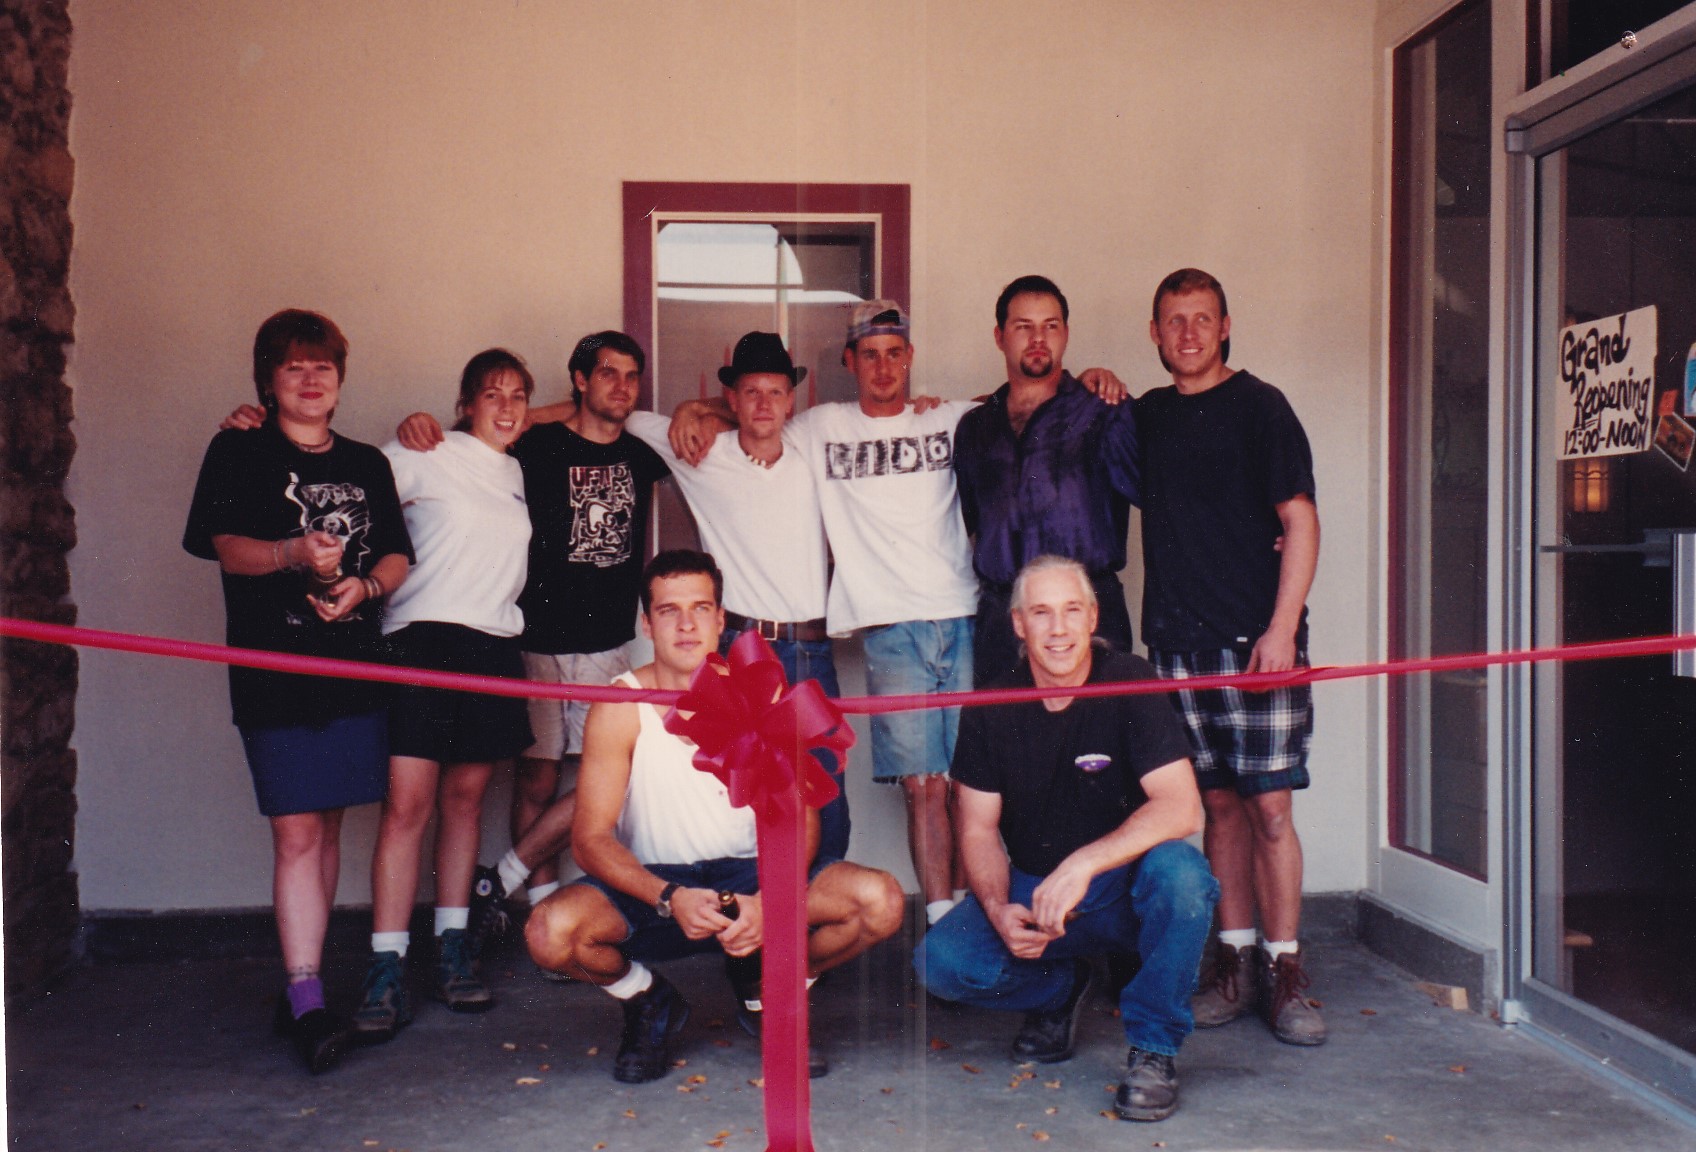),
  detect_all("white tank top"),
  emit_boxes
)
[614,672,757,864]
